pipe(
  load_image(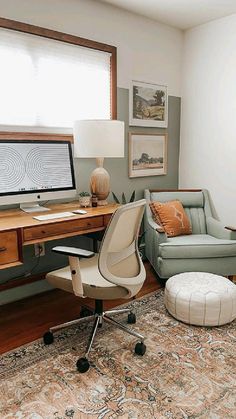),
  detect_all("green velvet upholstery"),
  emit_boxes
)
[144,189,236,278]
